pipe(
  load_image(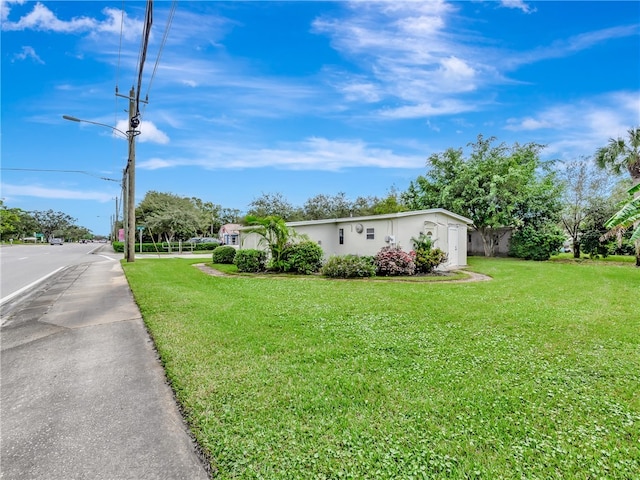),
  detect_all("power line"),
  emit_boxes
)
[143,0,177,115]
[135,0,153,118]
[1,168,121,185]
